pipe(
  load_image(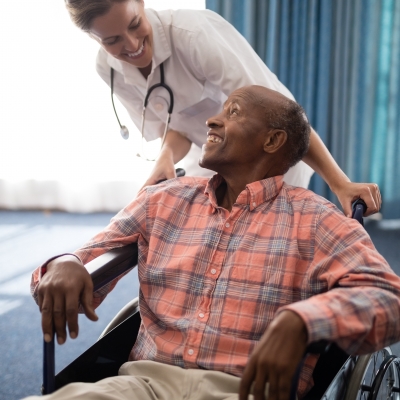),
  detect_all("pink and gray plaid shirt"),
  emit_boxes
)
[31,175,400,397]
